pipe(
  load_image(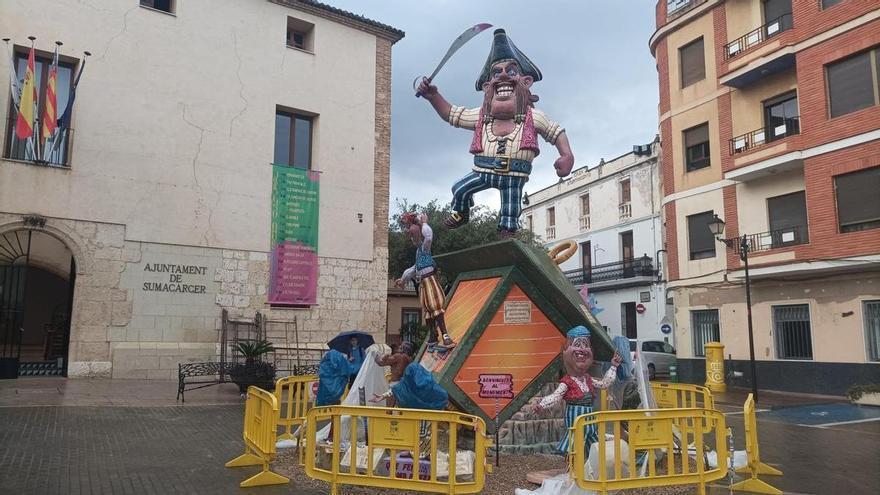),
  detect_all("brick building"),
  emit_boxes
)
[651,0,880,394]
[0,0,402,379]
